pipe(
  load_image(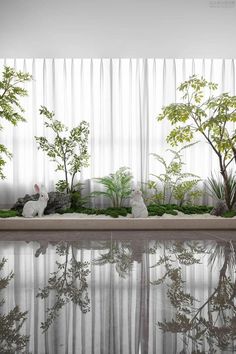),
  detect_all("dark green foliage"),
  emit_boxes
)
[35,106,89,193]
[0,66,32,179]
[0,258,29,353]
[37,242,90,332]
[0,210,20,218]
[71,191,84,209]
[70,183,88,209]
[59,206,131,218]
[102,207,129,218]
[148,204,213,216]
[0,204,216,218]
[173,205,213,215]
[222,210,236,218]
[59,204,213,218]
[147,204,178,216]
[91,167,133,208]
